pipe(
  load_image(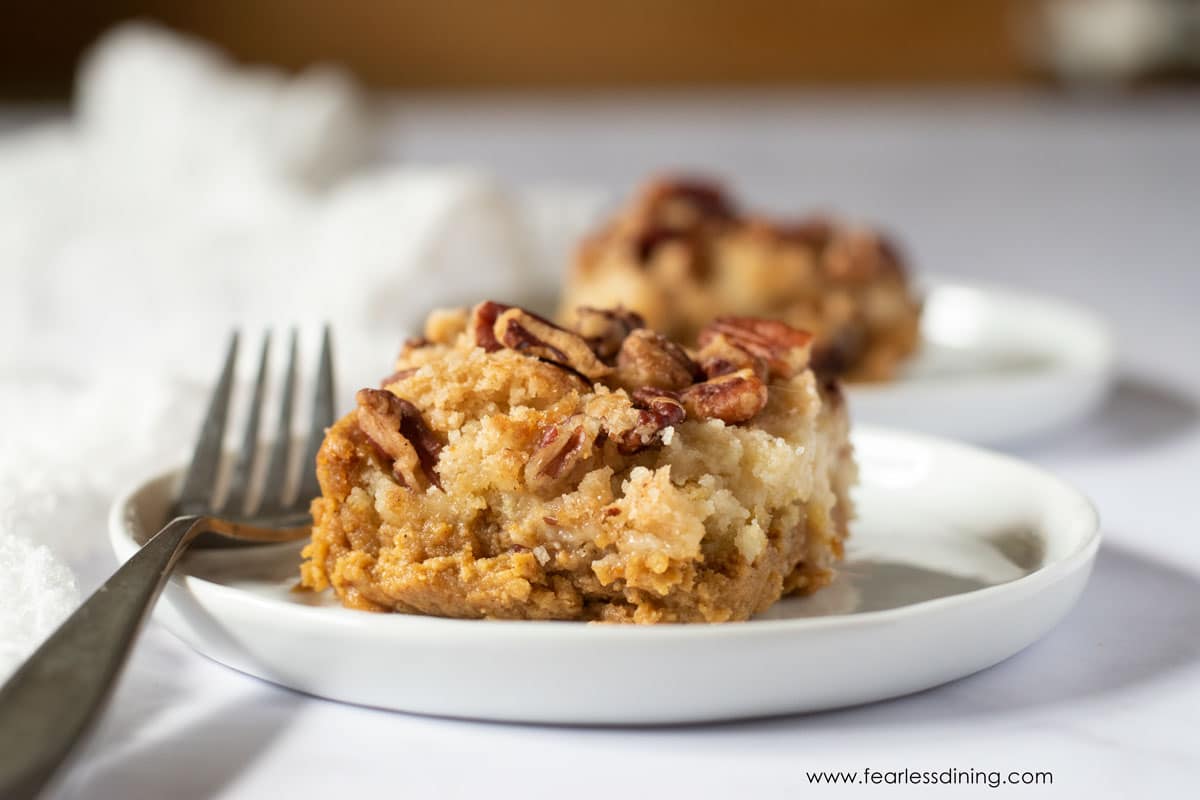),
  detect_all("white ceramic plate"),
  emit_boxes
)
[109,427,1099,725]
[848,279,1114,444]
